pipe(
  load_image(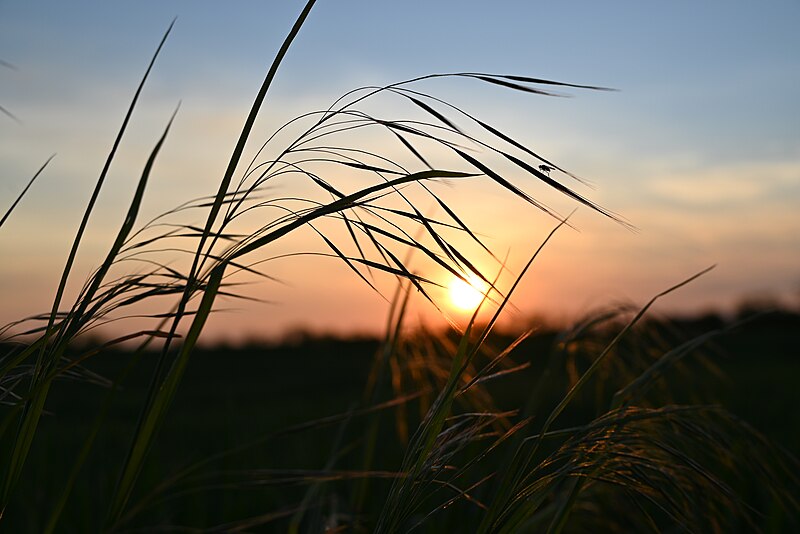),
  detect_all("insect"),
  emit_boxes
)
[538,164,554,175]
